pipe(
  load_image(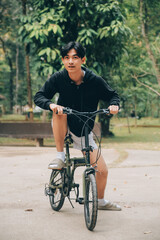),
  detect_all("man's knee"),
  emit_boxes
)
[99,165,108,177]
[52,113,67,122]
[96,160,108,178]
[52,113,68,139]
